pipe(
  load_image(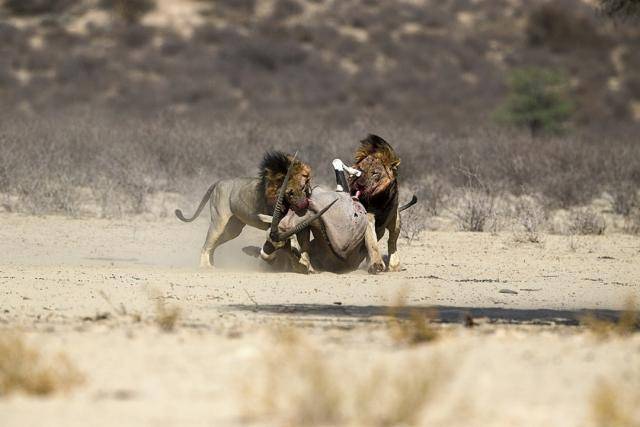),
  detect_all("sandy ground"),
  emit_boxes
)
[1,213,639,426]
